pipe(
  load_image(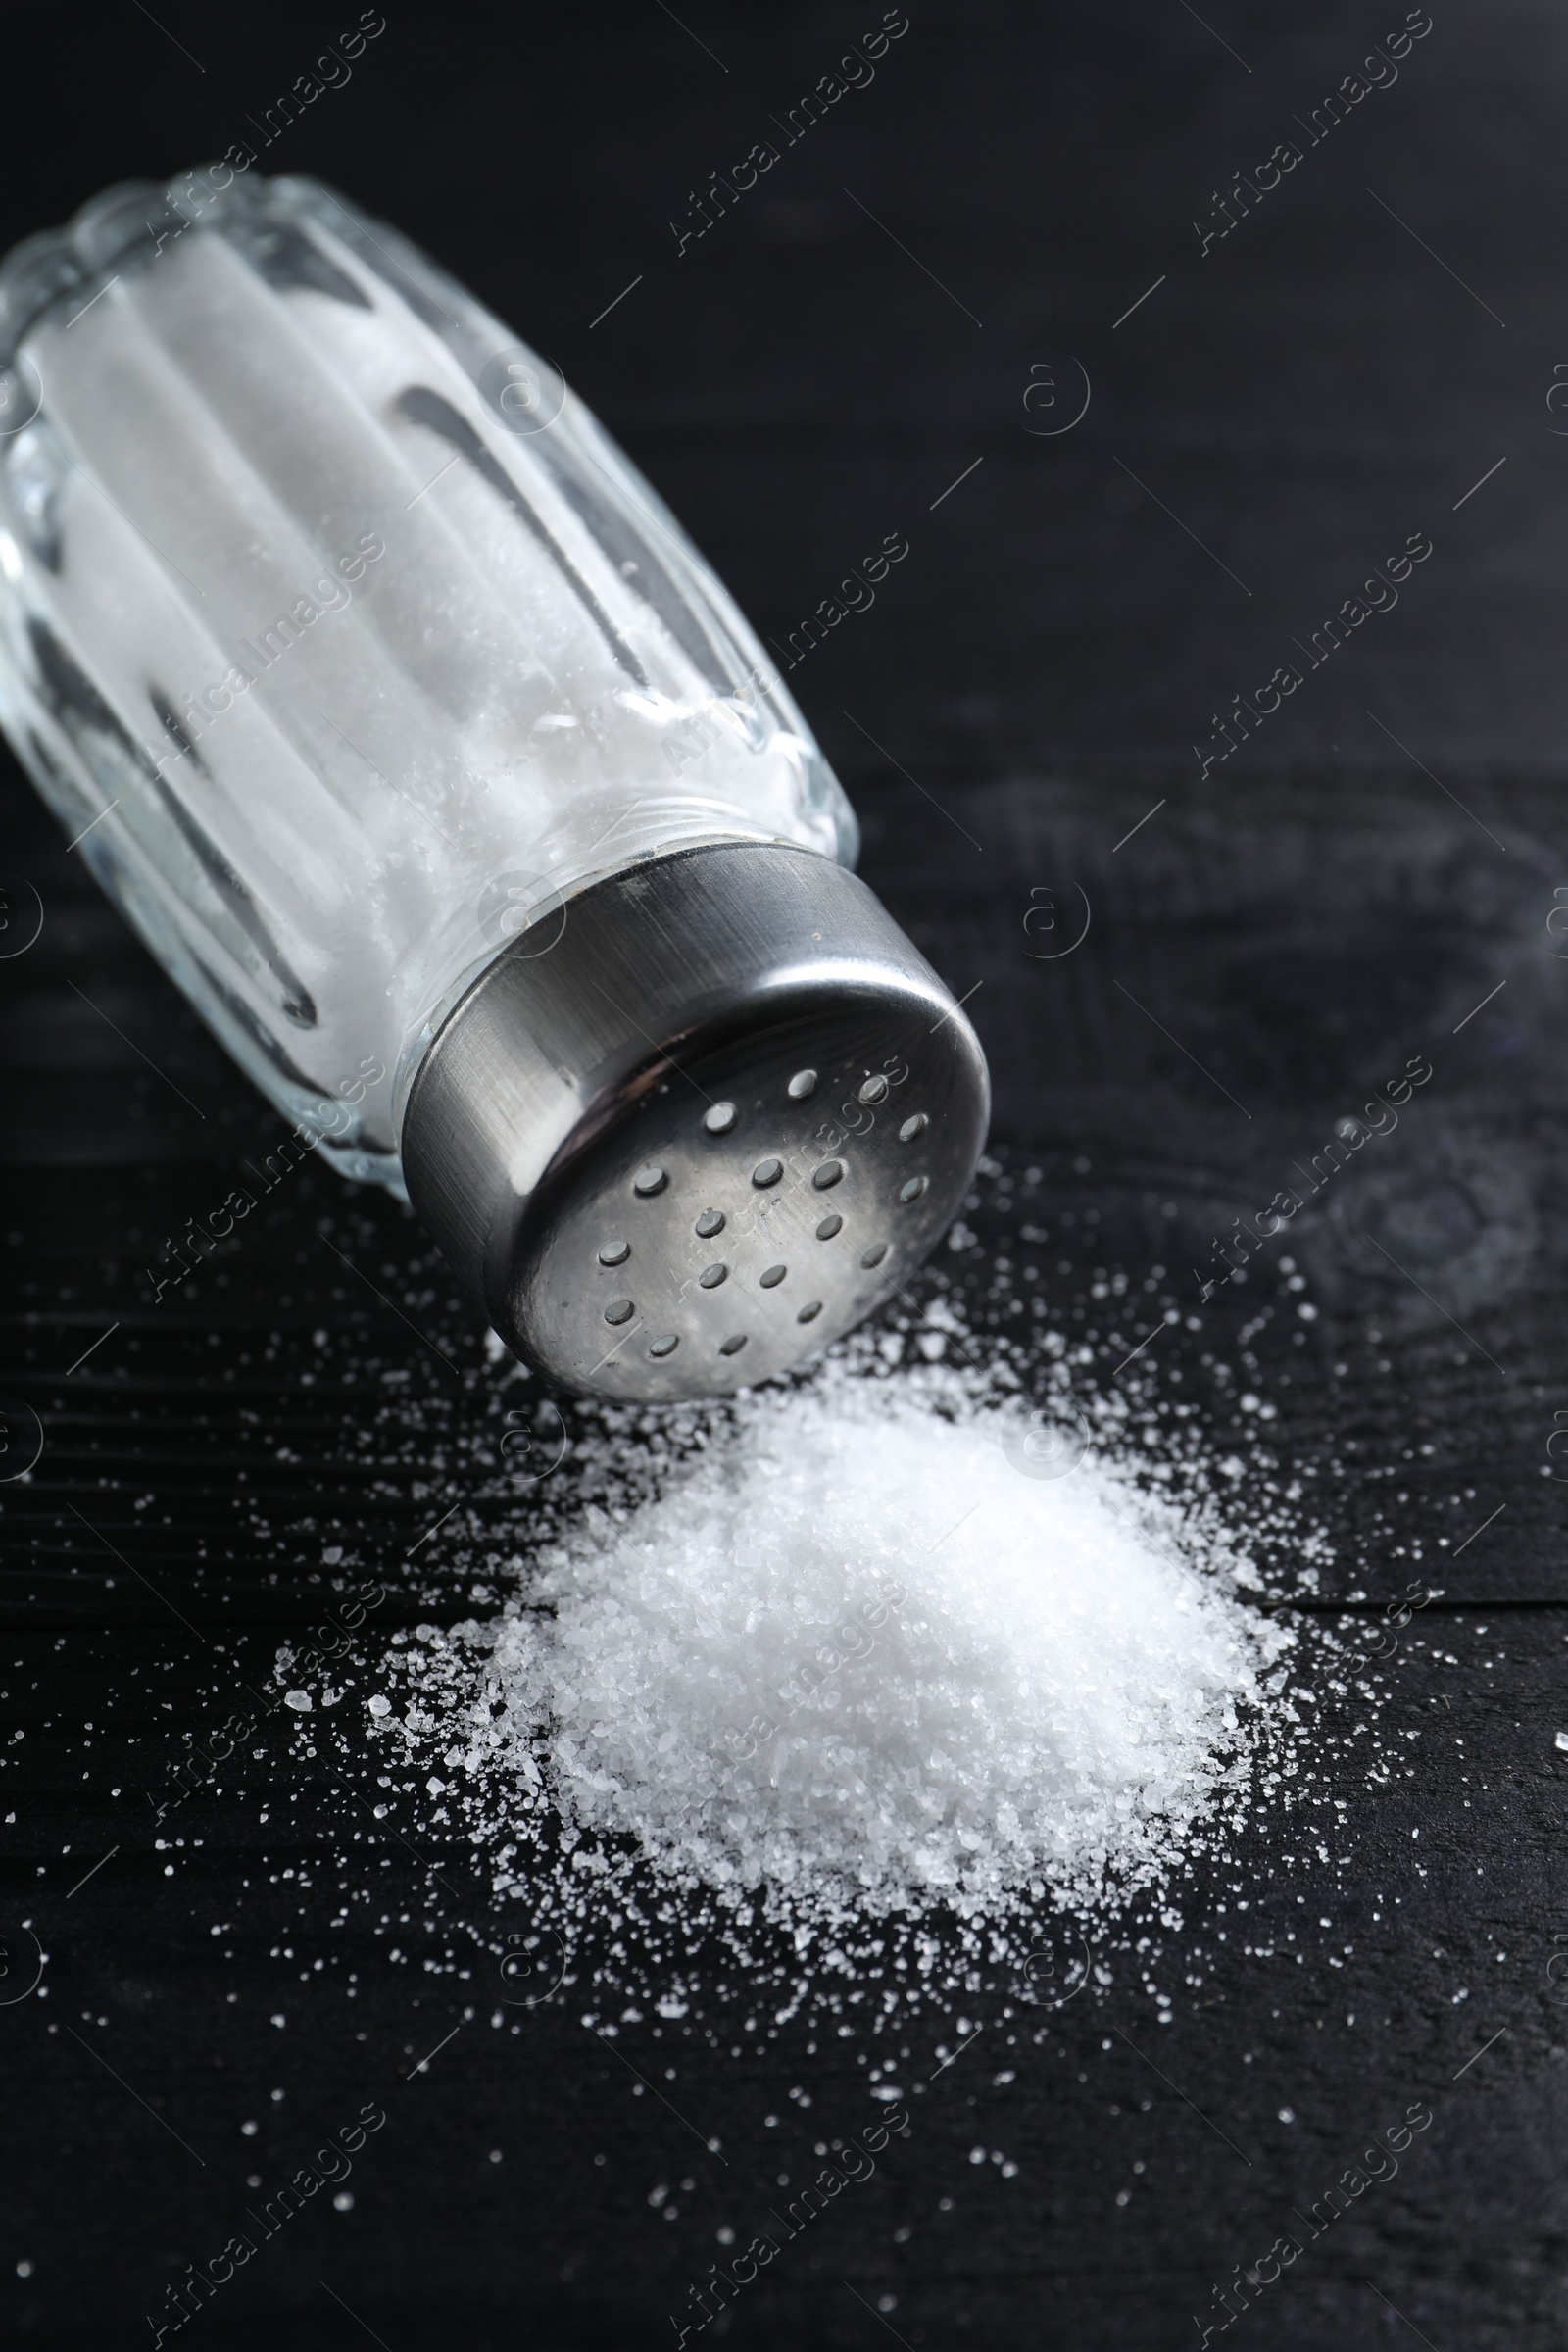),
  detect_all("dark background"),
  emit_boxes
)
[5,2,1568,2345]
